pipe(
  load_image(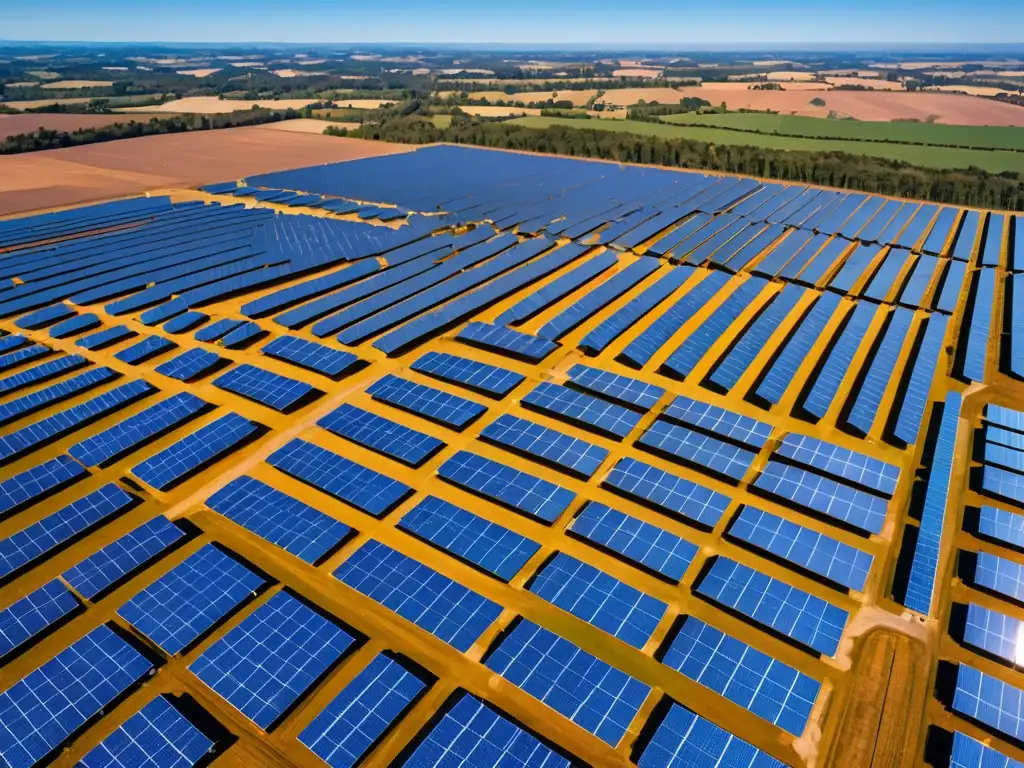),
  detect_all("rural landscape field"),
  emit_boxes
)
[2,17,1024,768]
